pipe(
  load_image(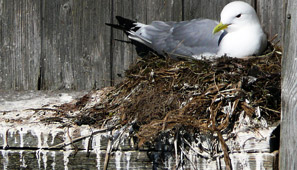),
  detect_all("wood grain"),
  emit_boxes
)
[280,0,297,169]
[256,0,284,44]
[0,0,41,90]
[40,0,111,90]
